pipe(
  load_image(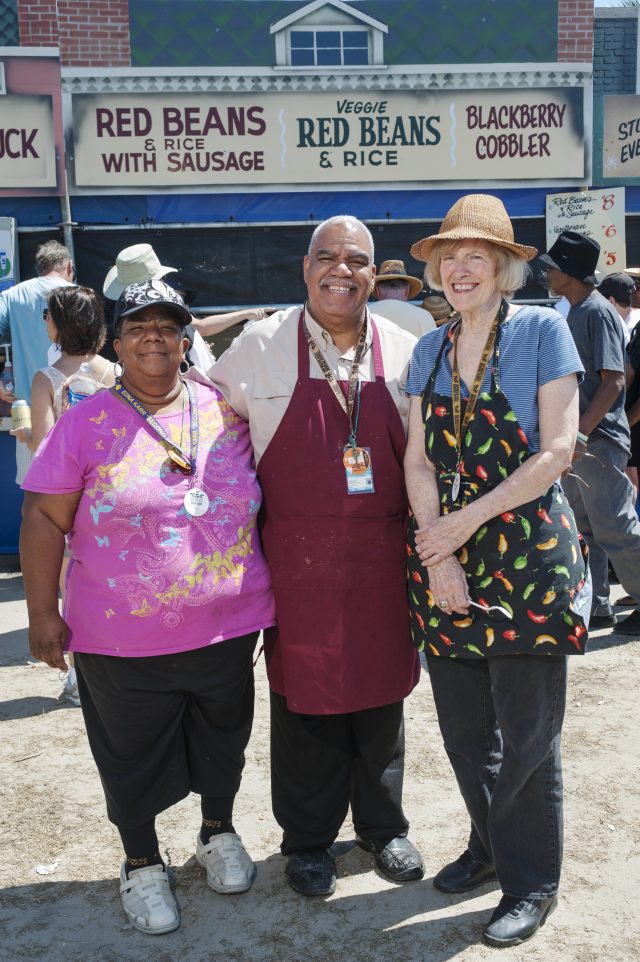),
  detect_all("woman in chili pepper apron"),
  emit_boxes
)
[404,195,589,949]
